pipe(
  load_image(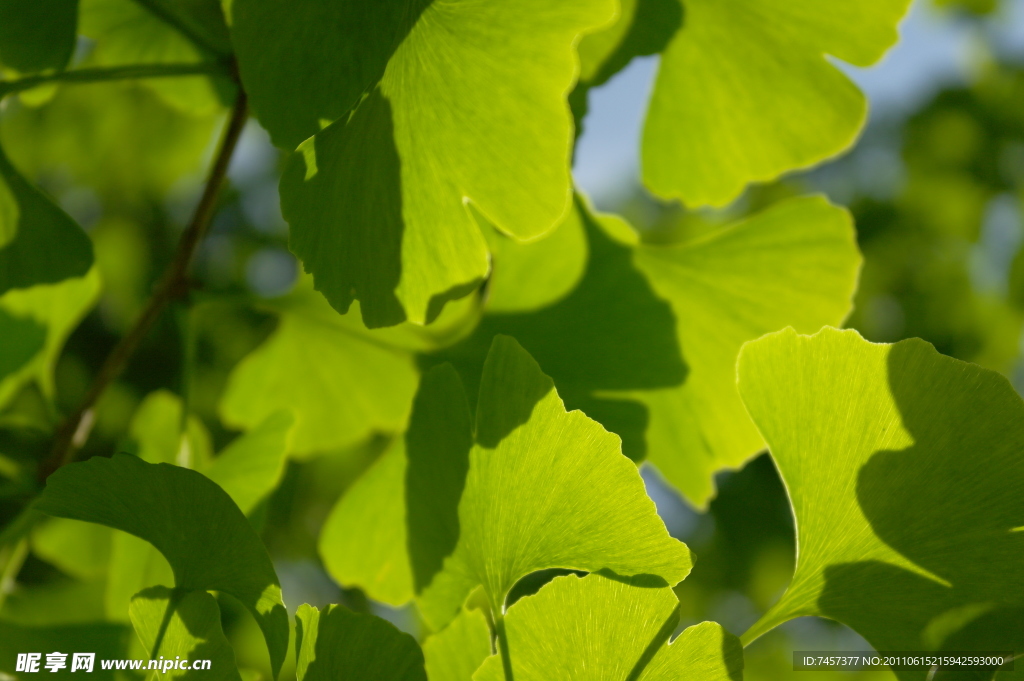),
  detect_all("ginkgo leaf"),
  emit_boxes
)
[319,362,475,607]
[203,409,292,516]
[481,205,588,314]
[0,0,77,74]
[240,0,616,326]
[129,390,213,468]
[220,280,475,457]
[324,338,691,629]
[738,327,1024,678]
[35,454,289,678]
[570,0,682,135]
[422,609,491,681]
[0,147,94,295]
[130,587,242,681]
[0,621,131,680]
[31,516,112,581]
[432,194,859,507]
[642,0,911,207]
[0,268,101,412]
[473,573,743,681]
[319,439,413,606]
[294,604,427,681]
